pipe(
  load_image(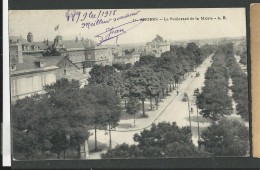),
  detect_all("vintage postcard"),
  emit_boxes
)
[8,8,249,160]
